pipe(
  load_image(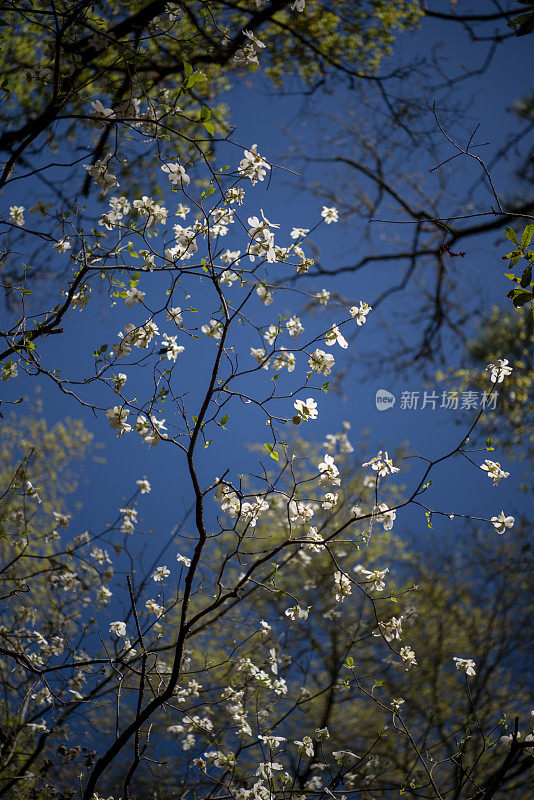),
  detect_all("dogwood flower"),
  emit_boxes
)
[285,605,309,621]
[167,307,183,325]
[83,154,119,195]
[362,450,400,477]
[486,358,513,383]
[136,478,151,494]
[202,319,224,339]
[333,570,352,602]
[177,553,191,567]
[53,238,71,253]
[453,657,476,676]
[400,646,417,669]
[350,301,372,325]
[491,511,514,533]
[293,397,318,421]
[152,566,170,582]
[318,453,341,485]
[238,144,270,185]
[286,316,304,338]
[106,406,132,435]
[354,565,388,592]
[480,460,510,485]
[124,287,145,307]
[308,349,335,376]
[109,621,127,637]
[324,324,348,349]
[315,289,330,305]
[294,736,314,756]
[290,227,310,239]
[321,206,338,224]
[161,162,190,186]
[375,503,396,530]
[9,206,25,225]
